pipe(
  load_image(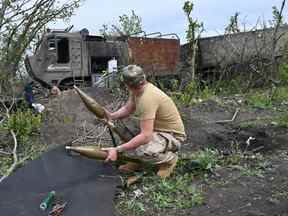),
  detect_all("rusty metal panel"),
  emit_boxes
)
[127,37,180,76]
